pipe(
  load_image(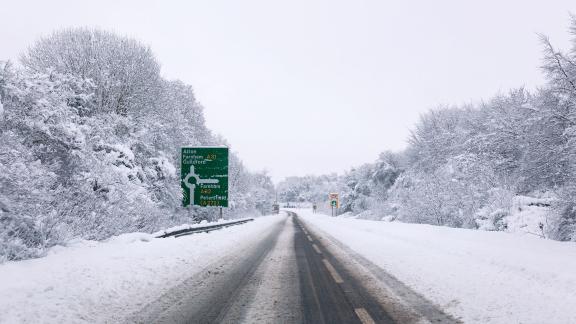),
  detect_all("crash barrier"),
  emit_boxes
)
[156,219,255,238]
